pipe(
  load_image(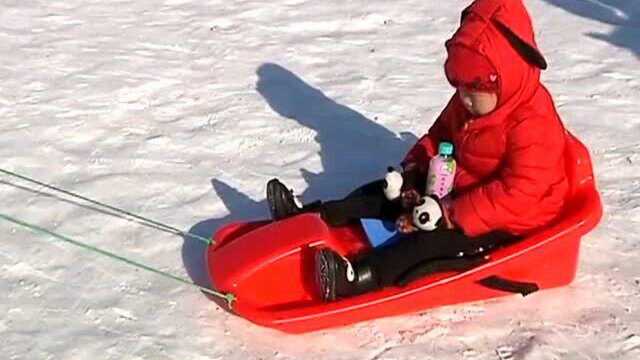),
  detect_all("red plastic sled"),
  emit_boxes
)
[206,132,602,333]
